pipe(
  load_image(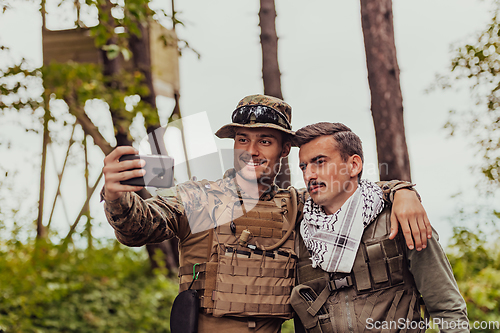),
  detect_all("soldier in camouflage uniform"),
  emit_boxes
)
[101,95,432,333]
